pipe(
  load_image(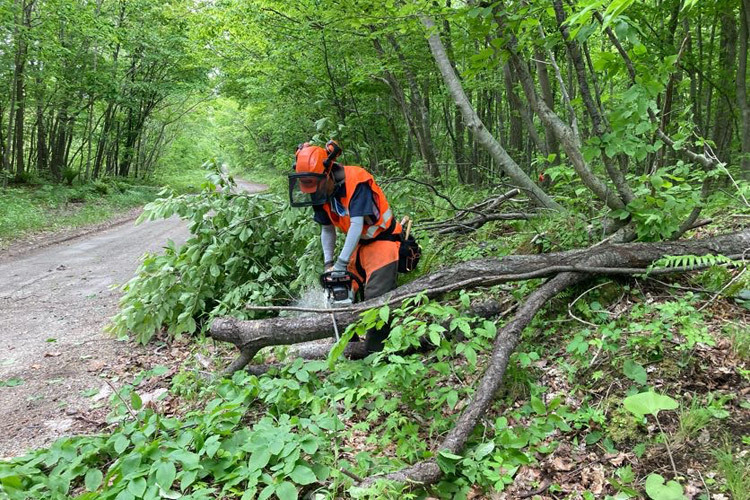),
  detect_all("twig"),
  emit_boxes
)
[339,467,365,483]
[518,478,552,498]
[245,256,748,315]
[655,415,679,478]
[698,268,748,312]
[104,379,137,420]
[647,278,713,294]
[568,281,612,328]
[698,469,710,497]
